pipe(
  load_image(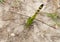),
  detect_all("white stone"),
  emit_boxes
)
[10,33,15,37]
